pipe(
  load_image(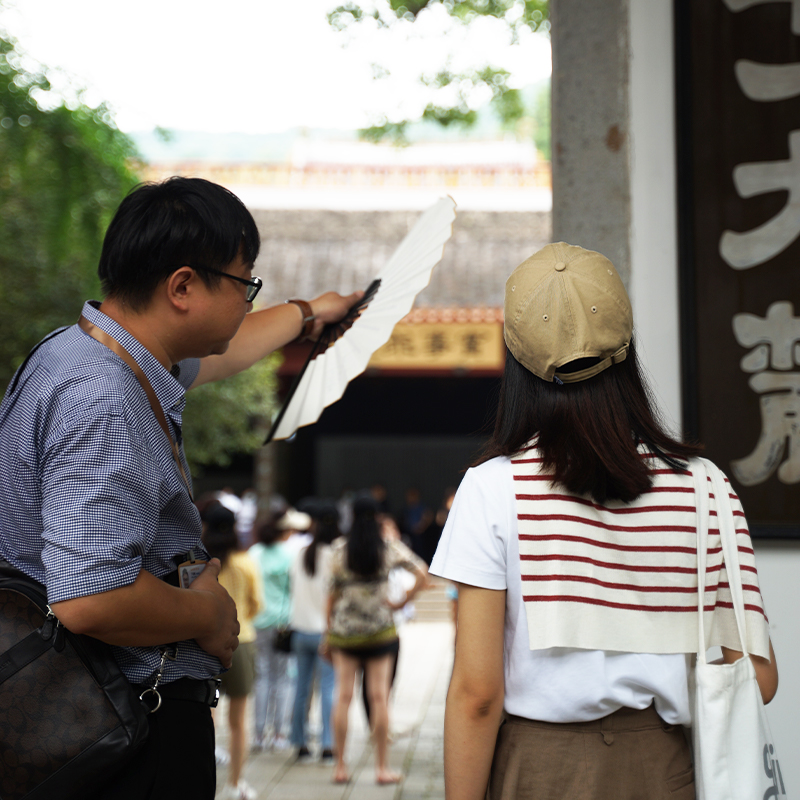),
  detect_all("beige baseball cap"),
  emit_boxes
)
[276,508,312,532]
[504,242,633,383]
